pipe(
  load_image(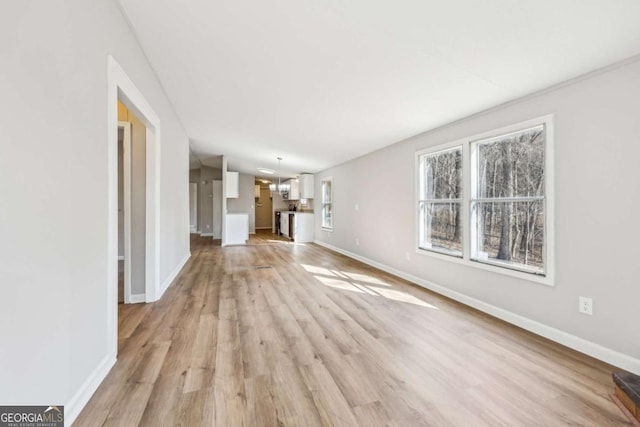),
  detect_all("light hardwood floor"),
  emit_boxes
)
[74,231,629,426]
